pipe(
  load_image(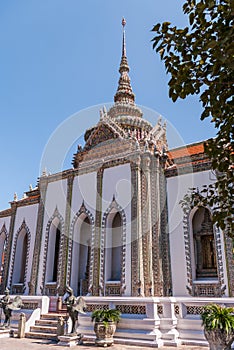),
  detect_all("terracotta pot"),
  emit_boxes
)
[204,329,234,350]
[94,321,116,347]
